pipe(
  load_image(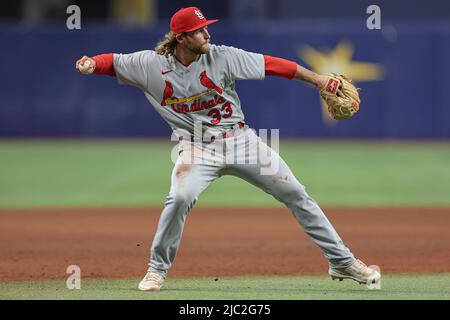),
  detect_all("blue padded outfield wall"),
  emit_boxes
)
[1,21,450,138]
